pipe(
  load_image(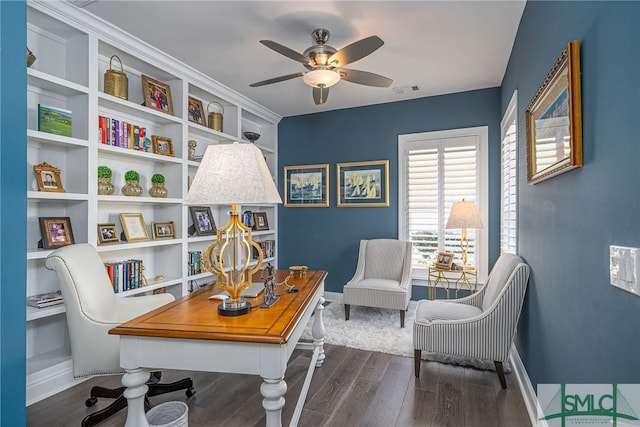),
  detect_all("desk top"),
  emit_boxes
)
[110,269,327,345]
